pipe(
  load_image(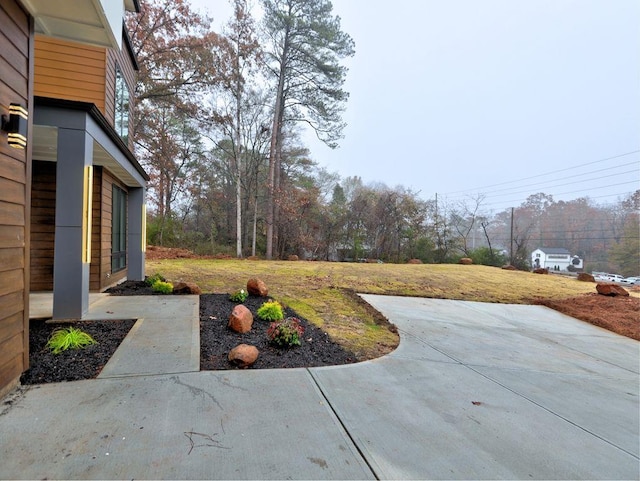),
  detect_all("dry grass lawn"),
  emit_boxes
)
[146,258,637,359]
